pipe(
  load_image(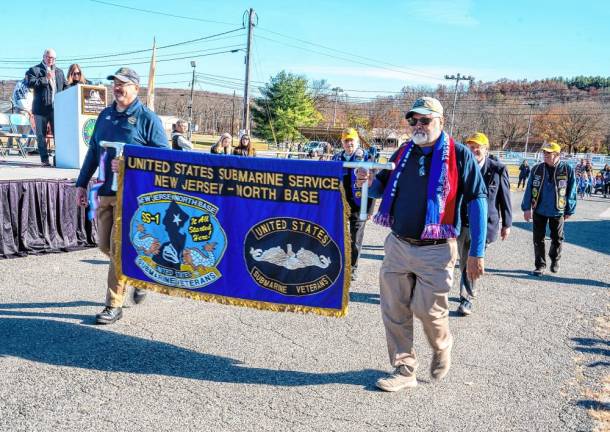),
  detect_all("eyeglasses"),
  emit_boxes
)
[113,81,134,88]
[407,117,434,127]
